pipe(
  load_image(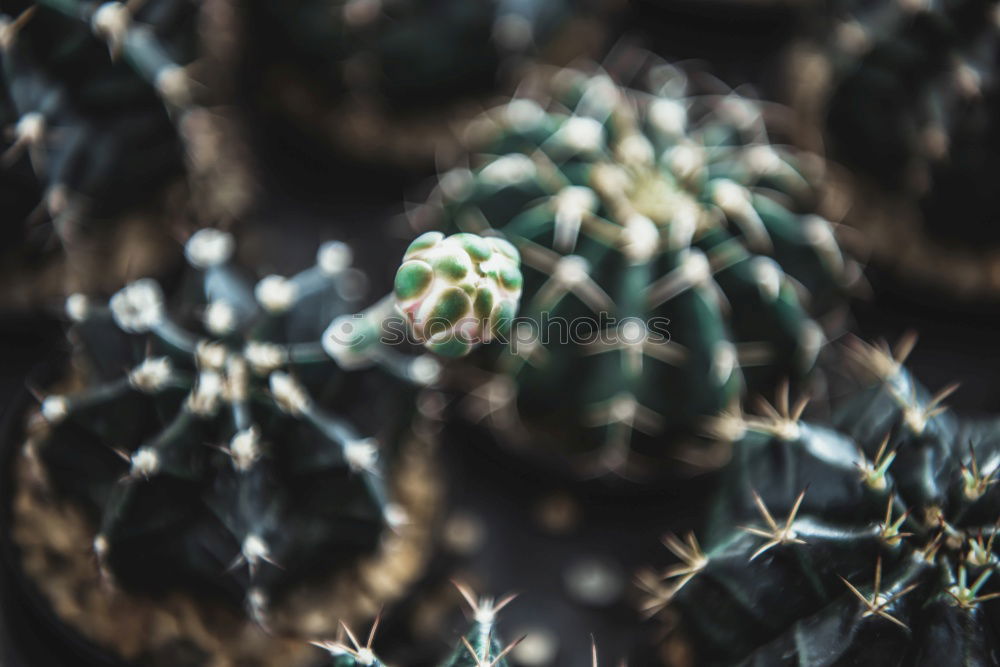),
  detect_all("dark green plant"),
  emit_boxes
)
[255,0,591,101]
[643,335,1000,665]
[244,0,610,166]
[418,56,855,476]
[823,0,1000,245]
[0,0,195,234]
[33,229,441,622]
[315,585,521,667]
[0,0,246,244]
